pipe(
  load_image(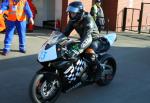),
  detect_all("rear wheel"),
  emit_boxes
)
[30,73,61,103]
[96,54,116,86]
